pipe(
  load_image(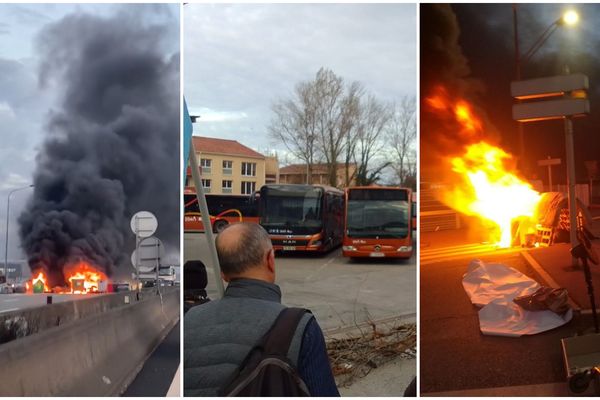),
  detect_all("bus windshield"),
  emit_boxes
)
[346,189,409,238]
[261,187,323,233]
